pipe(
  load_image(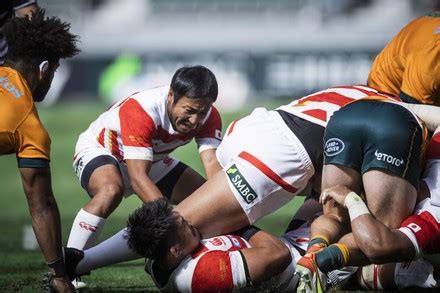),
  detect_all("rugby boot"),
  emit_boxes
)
[296,253,326,293]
